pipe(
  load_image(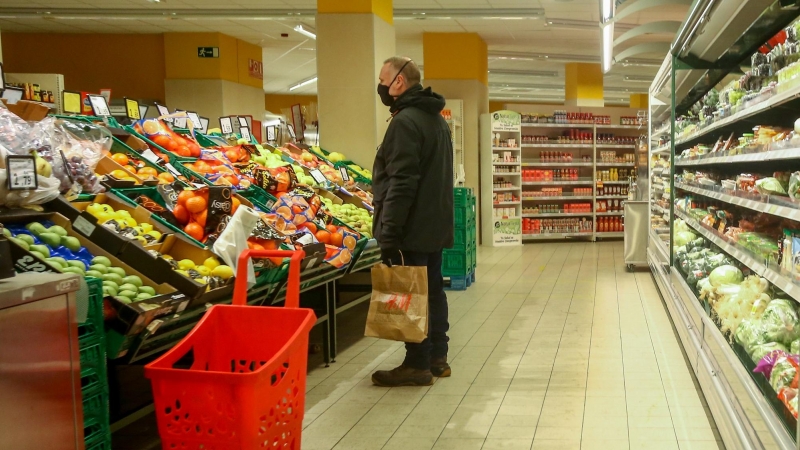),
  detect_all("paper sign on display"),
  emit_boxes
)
[155,103,170,119]
[187,111,202,130]
[266,126,276,141]
[491,110,522,133]
[88,94,111,117]
[173,113,188,129]
[219,117,234,134]
[237,117,249,127]
[124,98,141,120]
[287,124,296,139]
[6,155,38,190]
[199,117,209,134]
[339,167,350,181]
[309,168,327,184]
[63,91,82,114]
[492,218,522,246]
[240,127,252,142]
[164,163,182,177]
[141,149,162,165]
